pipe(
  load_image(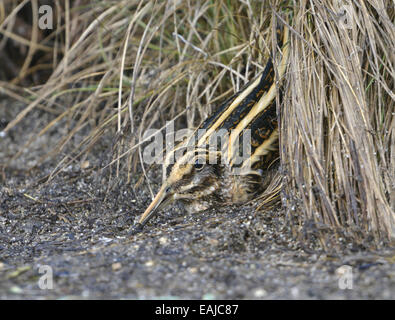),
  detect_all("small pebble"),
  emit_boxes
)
[112,262,122,271]
[290,287,299,298]
[253,288,267,298]
[81,160,90,169]
[145,260,155,267]
[202,293,216,300]
[189,267,198,274]
[159,236,168,245]
[9,286,23,294]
